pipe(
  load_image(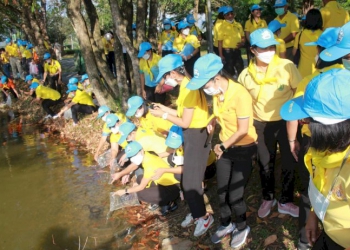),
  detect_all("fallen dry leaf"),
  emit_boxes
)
[197,243,210,249]
[256,217,267,225]
[269,212,279,218]
[248,206,257,212]
[264,234,277,247]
